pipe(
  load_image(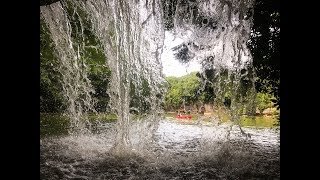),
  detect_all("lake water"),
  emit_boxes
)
[40,118,280,179]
